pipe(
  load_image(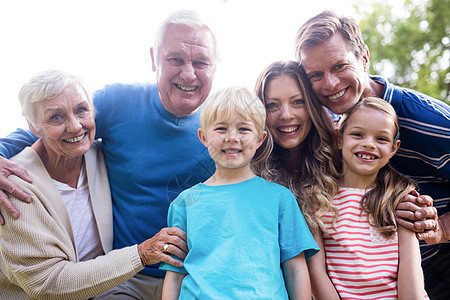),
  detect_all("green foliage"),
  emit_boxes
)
[355,0,449,104]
